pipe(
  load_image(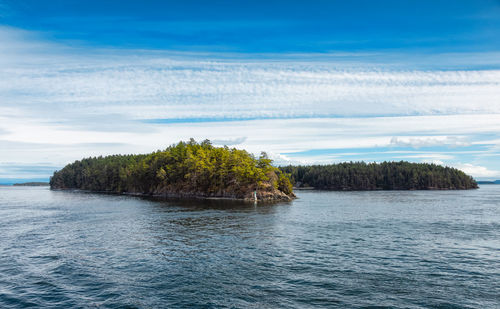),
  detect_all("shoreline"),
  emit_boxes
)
[294,187,478,191]
[50,188,295,203]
